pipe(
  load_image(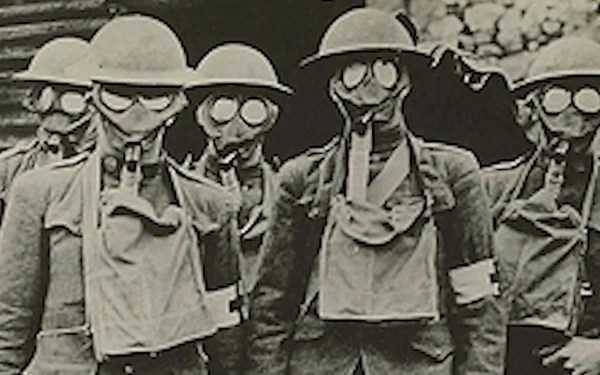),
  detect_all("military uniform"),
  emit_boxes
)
[0,133,95,221]
[186,42,290,375]
[0,36,98,220]
[485,150,600,374]
[0,151,239,375]
[0,15,245,375]
[0,140,47,217]
[248,133,506,375]
[483,36,600,375]
[191,149,276,375]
